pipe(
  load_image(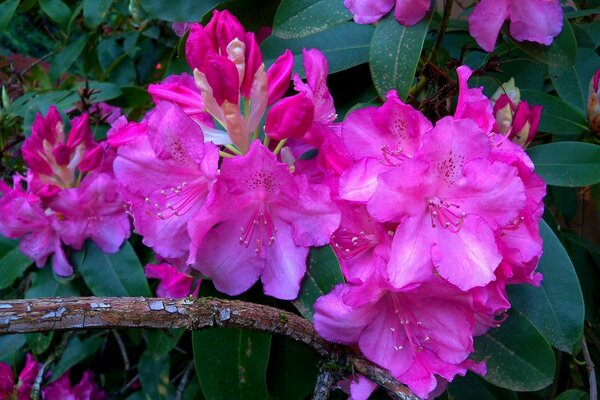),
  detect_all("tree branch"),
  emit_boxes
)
[0,296,418,400]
